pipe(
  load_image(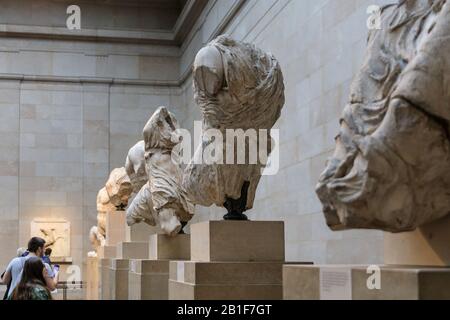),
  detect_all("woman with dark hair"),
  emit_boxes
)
[9,257,52,300]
